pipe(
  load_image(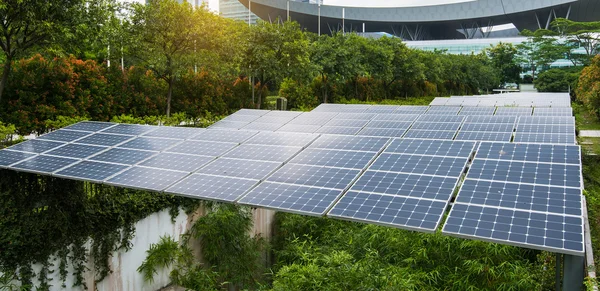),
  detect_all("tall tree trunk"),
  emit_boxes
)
[256,88,262,109]
[0,59,11,105]
[166,76,173,117]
